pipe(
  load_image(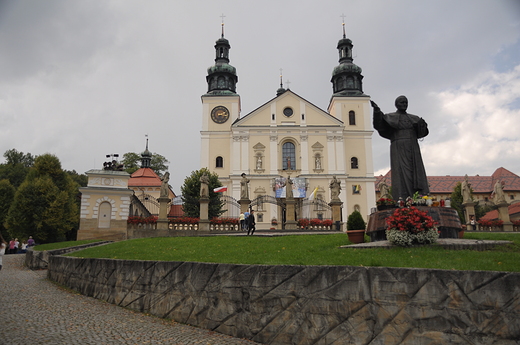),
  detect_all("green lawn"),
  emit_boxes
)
[65,232,520,272]
[34,239,102,251]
